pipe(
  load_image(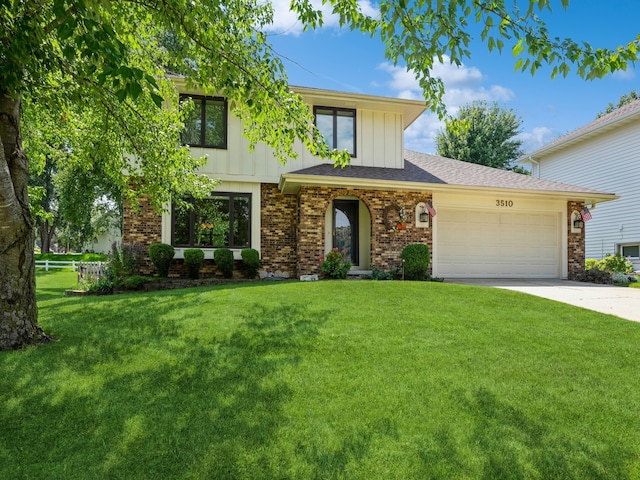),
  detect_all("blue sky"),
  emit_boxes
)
[265,1,639,154]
